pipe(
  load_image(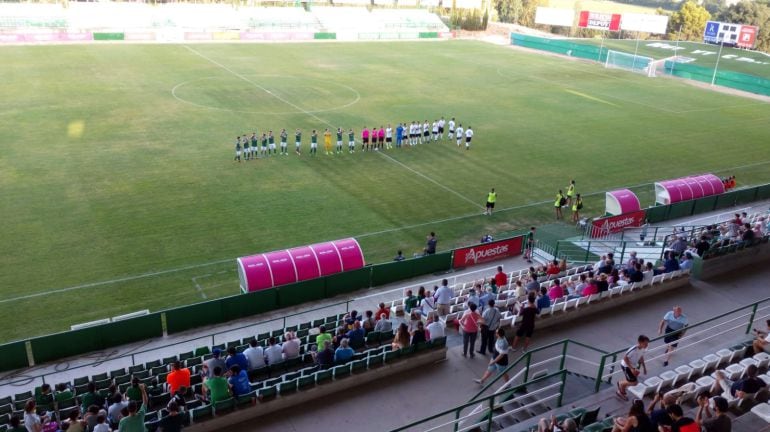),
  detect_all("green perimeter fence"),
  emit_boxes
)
[0,241,501,372]
[511,33,770,96]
